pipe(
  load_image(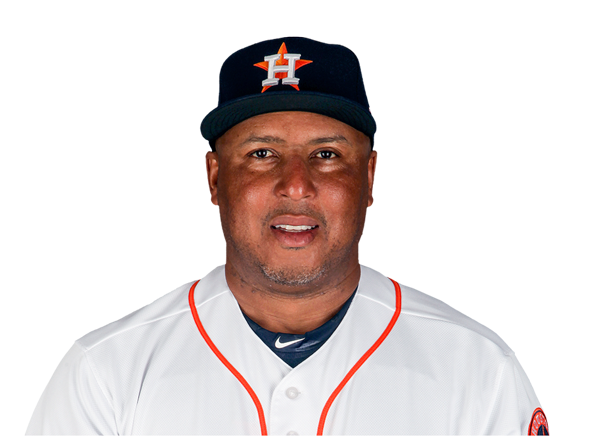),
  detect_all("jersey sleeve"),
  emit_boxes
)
[26,343,117,435]
[483,353,549,435]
